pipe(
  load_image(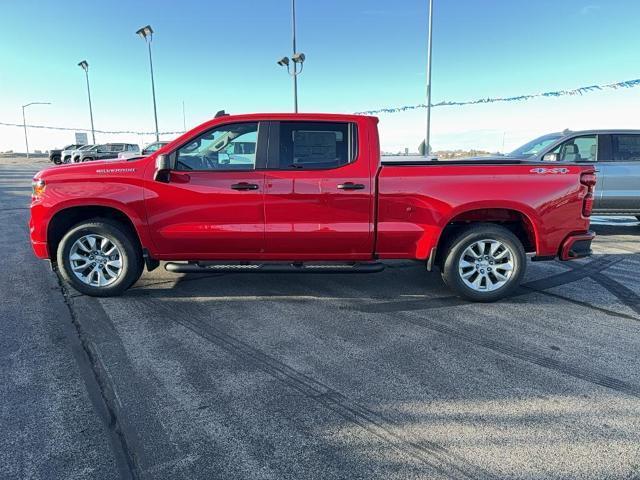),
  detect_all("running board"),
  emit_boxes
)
[164,261,386,274]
